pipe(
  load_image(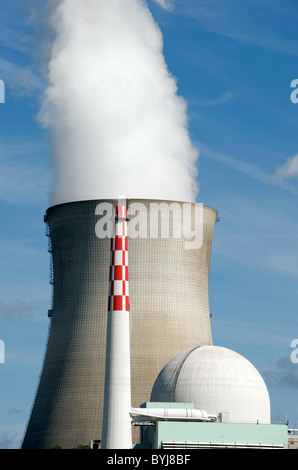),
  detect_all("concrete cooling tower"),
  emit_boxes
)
[21,199,217,449]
